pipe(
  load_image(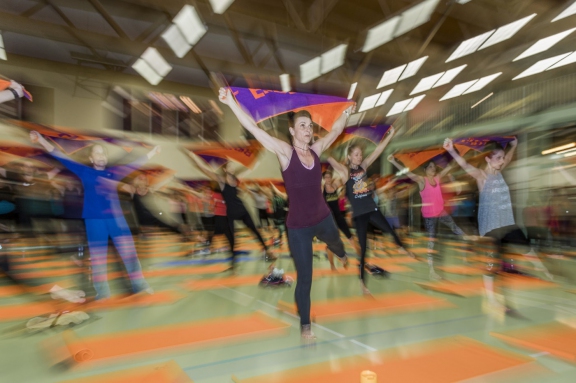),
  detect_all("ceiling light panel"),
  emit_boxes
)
[161,24,191,58]
[359,93,381,112]
[300,57,321,83]
[141,47,172,77]
[347,82,357,99]
[398,56,428,80]
[0,33,5,61]
[208,0,234,14]
[362,16,400,52]
[280,74,291,92]
[552,2,576,22]
[405,95,425,111]
[439,80,478,100]
[375,89,394,106]
[394,0,441,37]
[377,65,406,89]
[547,51,576,70]
[173,5,207,46]
[387,98,413,116]
[410,72,444,95]
[463,72,501,94]
[514,28,576,61]
[132,58,163,85]
[479,14,536,50]
[513,53,571,79]
[446,30,494,62]
[434,65,467,87]
[321,44,348,74]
